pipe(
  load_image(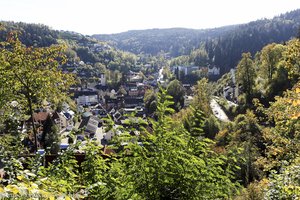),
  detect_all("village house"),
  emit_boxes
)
[124,106,145,117]
[52,112,68,133]
[25,109,74,150]
[103,94,124,110]
[26,112,49,147]
[172,65,200,79]
[124,97,144,108]
[91,104,108,118]
[128,88,139,97]
[74,89,99,106]
[99,73,106,86]
[79,115,102,138]
[128,71,143,83]
[91,43,111,53]
[223,85,239,102]
[52,111,74,133]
